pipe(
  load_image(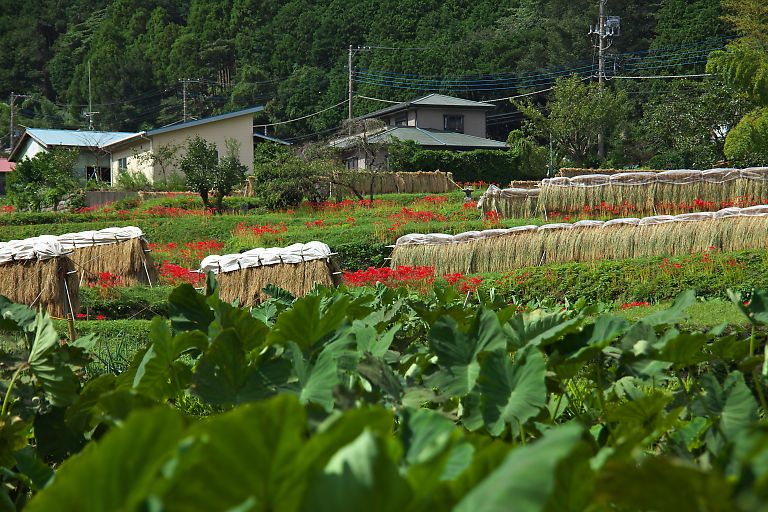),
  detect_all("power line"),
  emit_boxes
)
[254,99,349,128]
